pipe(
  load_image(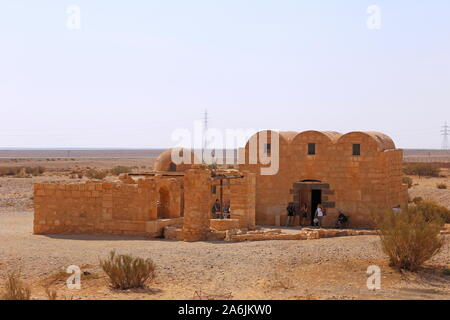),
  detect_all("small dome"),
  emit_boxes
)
[153,148,198,172]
